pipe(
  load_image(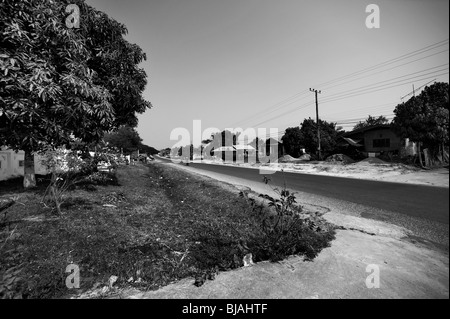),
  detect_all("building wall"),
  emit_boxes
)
[0,148,48,181]
[363,128,402,153]
[0,149,25,181]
